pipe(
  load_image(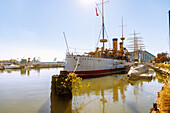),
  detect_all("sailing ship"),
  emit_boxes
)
[64,0,129,78]
[126,31,149,80]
